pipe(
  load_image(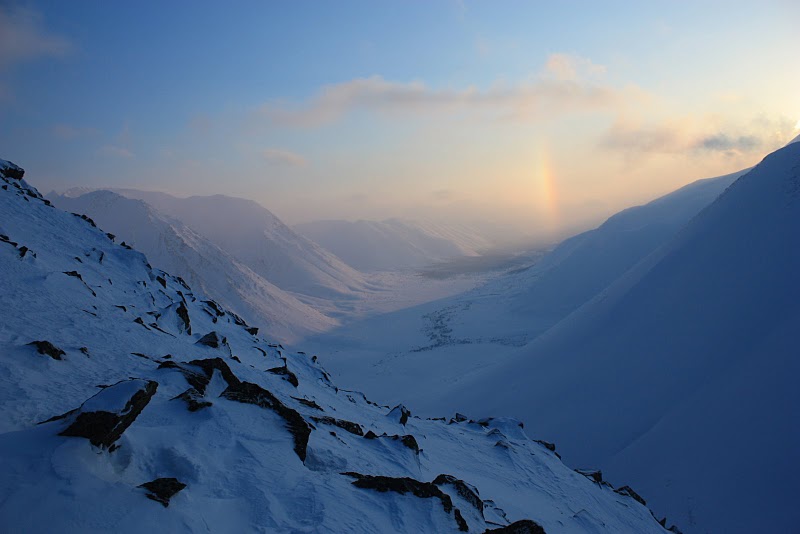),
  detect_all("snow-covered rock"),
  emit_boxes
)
[0,159,668,532]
